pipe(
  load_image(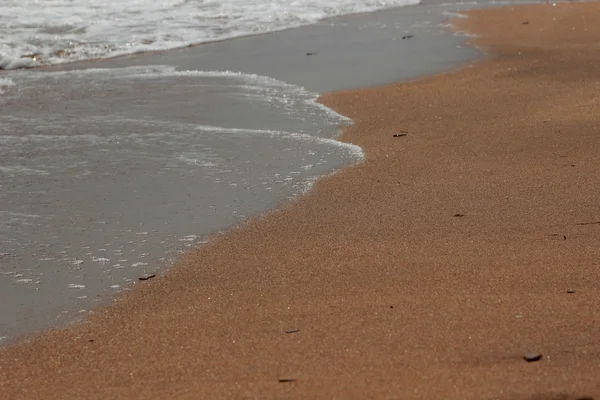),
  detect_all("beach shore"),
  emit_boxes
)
[0,0,475,342]
[3,2,600,399]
